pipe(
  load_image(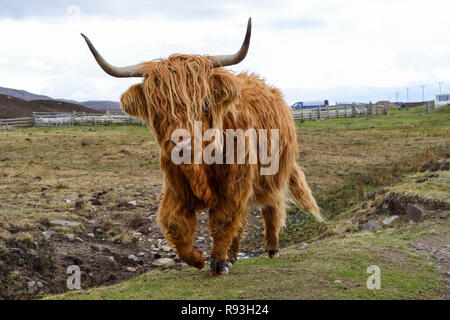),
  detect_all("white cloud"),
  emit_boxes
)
[23,58,54,71]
